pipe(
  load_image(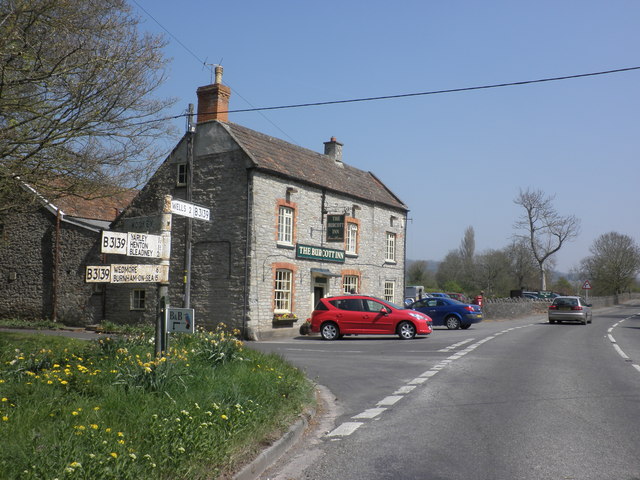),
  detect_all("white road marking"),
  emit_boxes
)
[613,343,630,360]
[353,408,387,419]
[377,395,403,406]
[394,385,416,395]
[326,324,536,439]
[327,422,363,437]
